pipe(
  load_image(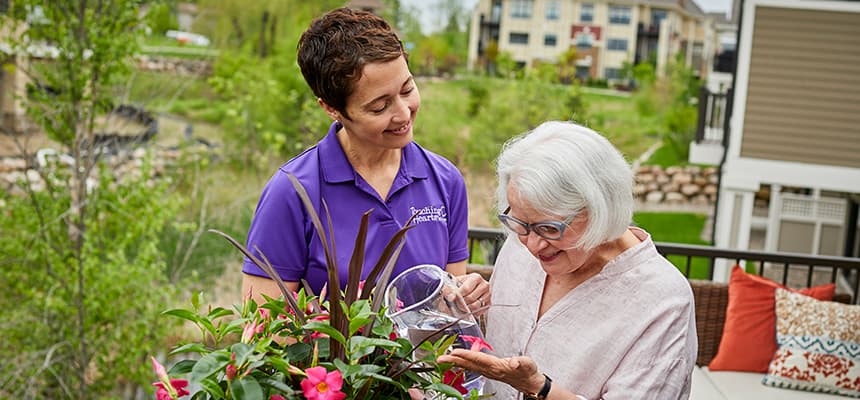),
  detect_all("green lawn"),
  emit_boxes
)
[633,212,712,279]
